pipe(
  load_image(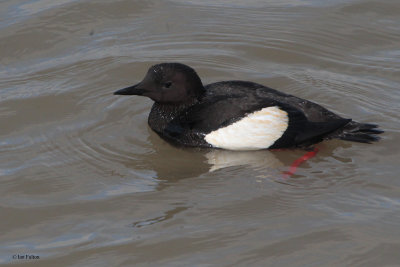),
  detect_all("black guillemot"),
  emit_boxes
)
[114,63,382,150]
